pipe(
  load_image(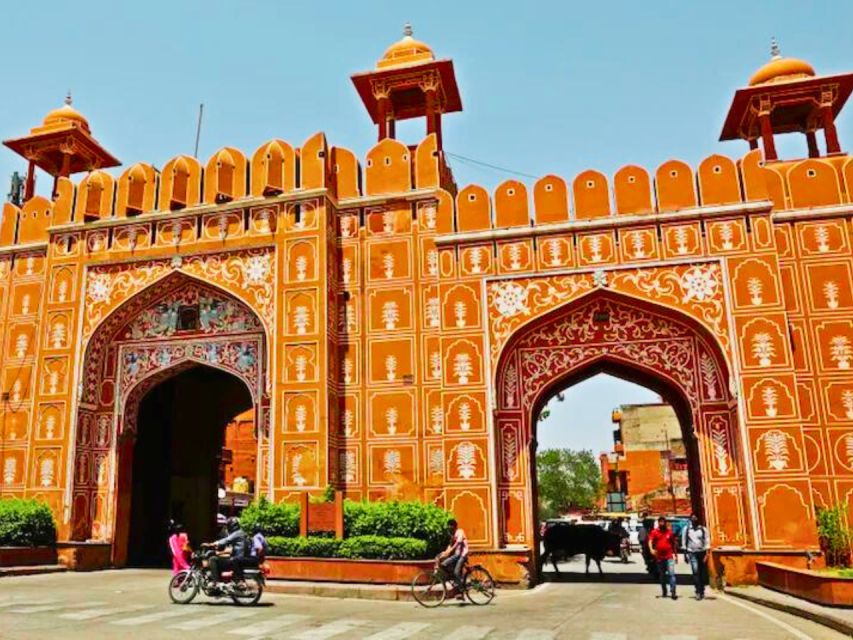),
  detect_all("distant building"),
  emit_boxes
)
[600,403,691,515]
